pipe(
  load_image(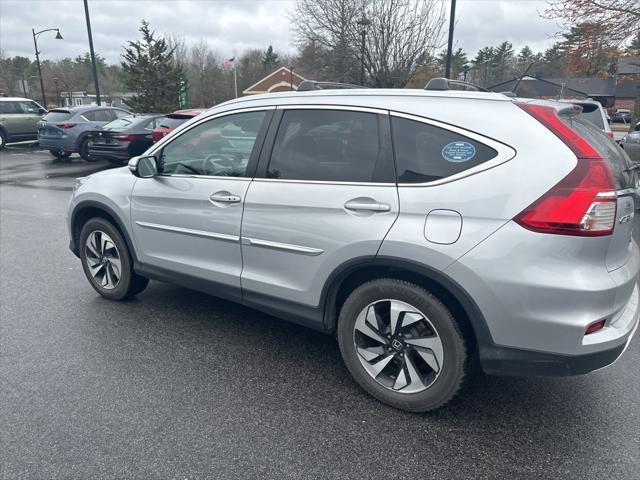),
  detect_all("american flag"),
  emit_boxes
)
[223,57,235,69]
